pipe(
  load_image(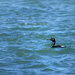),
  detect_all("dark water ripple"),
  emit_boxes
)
[0,0,75,75]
